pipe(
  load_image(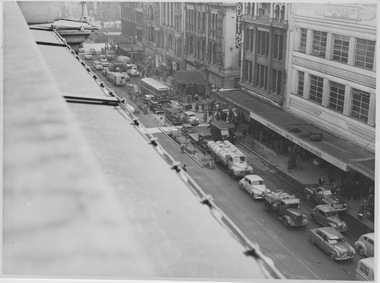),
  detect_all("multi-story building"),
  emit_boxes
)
[121,2,241,90]
[183,3,241,89]
[286,3,376,152]
[240,3,289,105]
